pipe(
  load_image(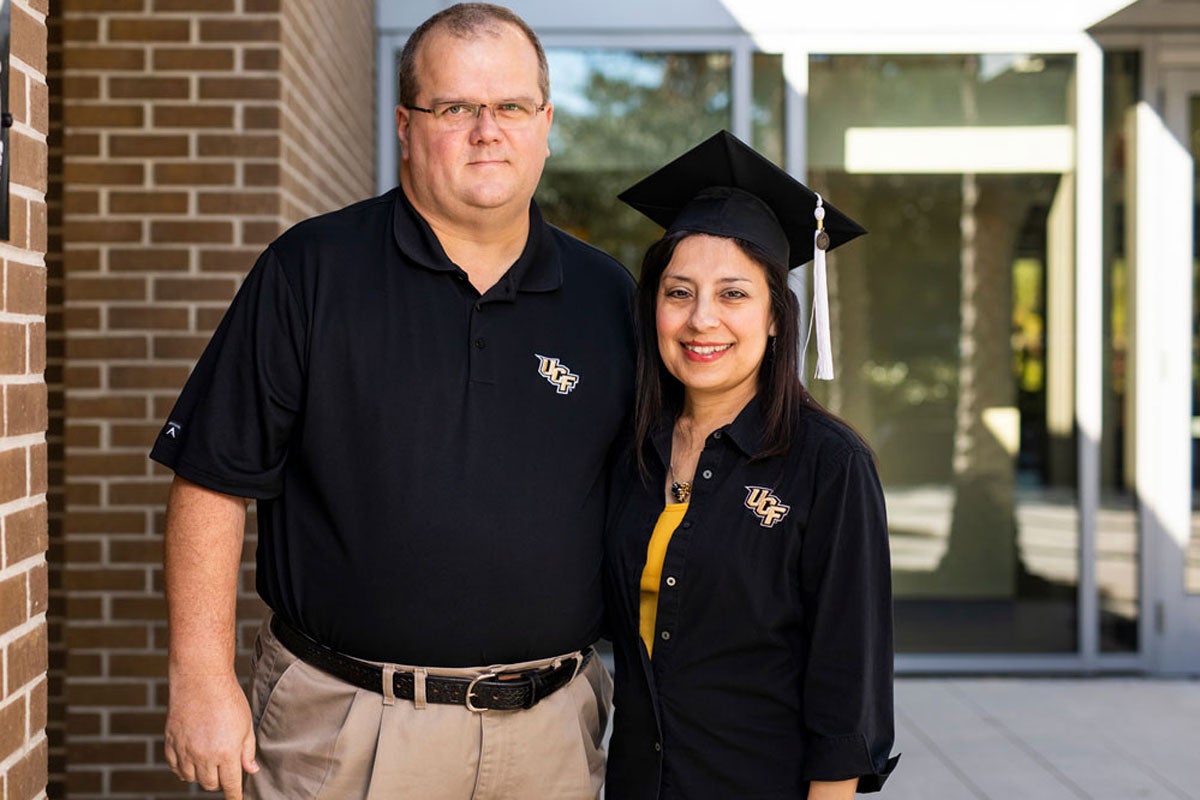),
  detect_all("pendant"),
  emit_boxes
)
[671,481,692,503]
